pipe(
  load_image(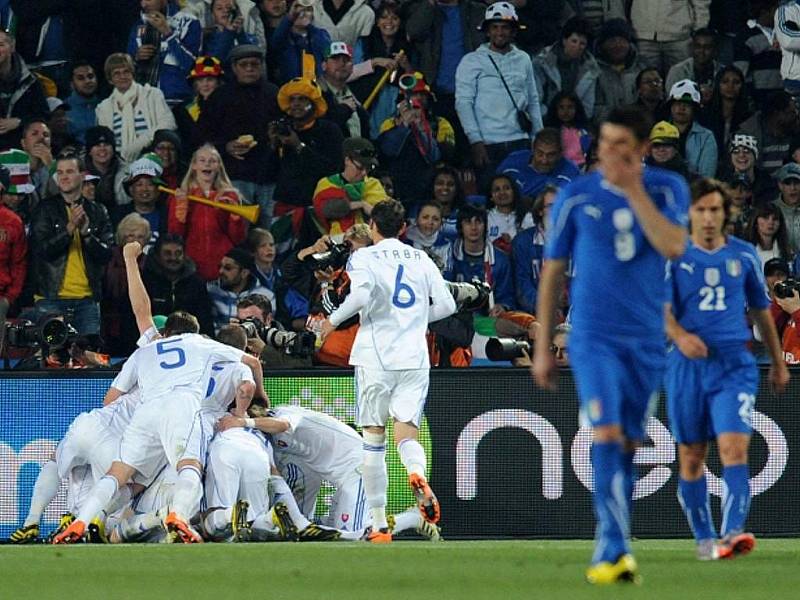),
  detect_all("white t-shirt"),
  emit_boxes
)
[203,361,254,413]
[487,208,533,244]
[330,238,456,370]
